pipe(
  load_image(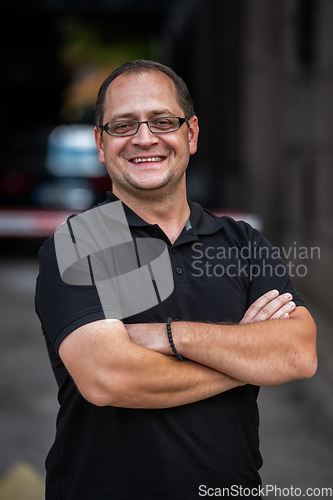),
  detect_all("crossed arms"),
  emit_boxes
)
[59,290,317,409]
